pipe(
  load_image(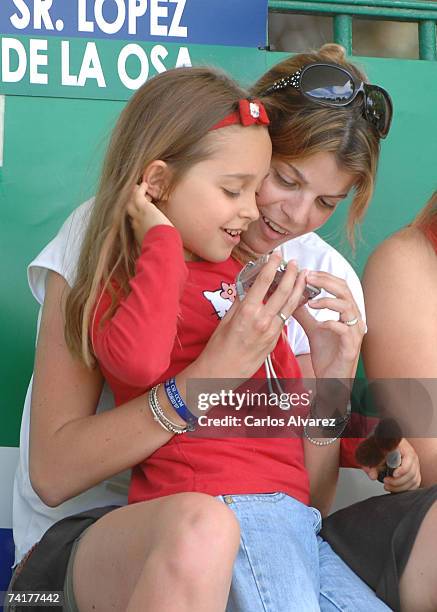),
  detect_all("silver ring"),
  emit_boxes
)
[342,316,359,326]
[278,311,288,325]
